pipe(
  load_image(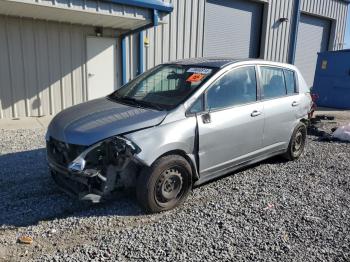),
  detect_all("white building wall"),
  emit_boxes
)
[0,15,118,118]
